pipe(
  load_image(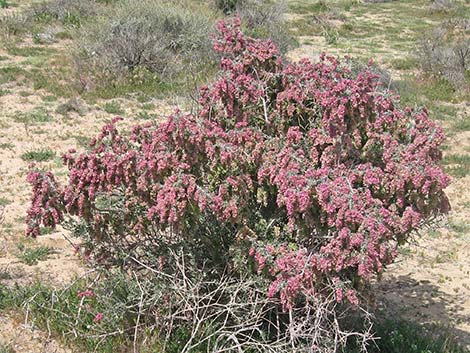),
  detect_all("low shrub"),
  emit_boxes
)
[26,19,450,351]
[0,0,102,39]
[215,0,239,14]
[428,0,455,14]
[29,0,99,26]
[235,0,292,53]
[419,19,470,90]
[74,0,216,84]
[0,13,31,37]
[56,97,88,116]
